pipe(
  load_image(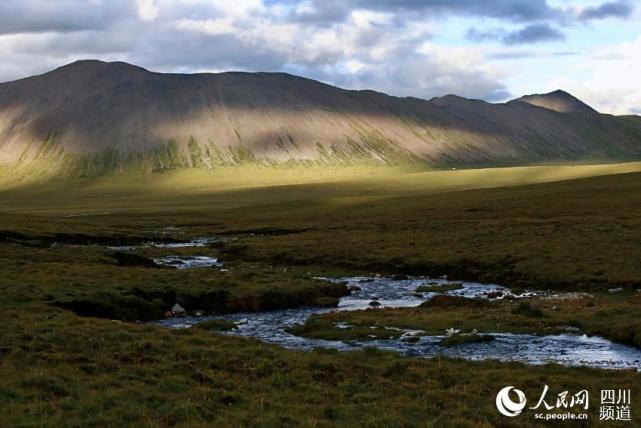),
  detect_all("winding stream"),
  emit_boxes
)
[109,237,225,269]
[153,276,641,370]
